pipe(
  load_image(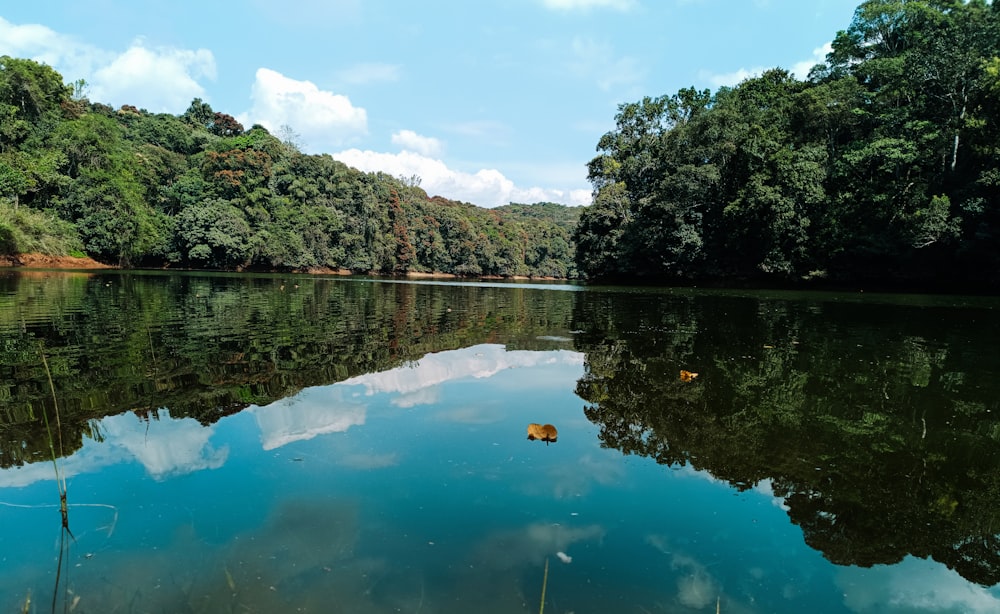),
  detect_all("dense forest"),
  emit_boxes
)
[0,59,579,278]
[3,0,1000,288]
[575,0,1000,288]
